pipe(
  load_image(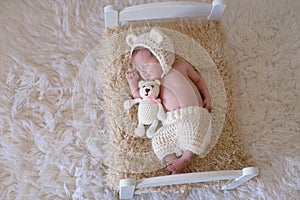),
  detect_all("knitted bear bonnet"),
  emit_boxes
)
[126,29,175,78]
